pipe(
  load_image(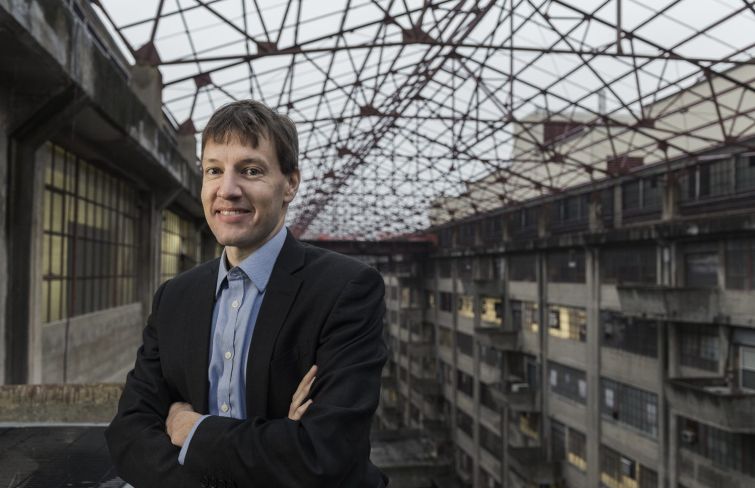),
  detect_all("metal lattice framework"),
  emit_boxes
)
[92,0,755,239]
